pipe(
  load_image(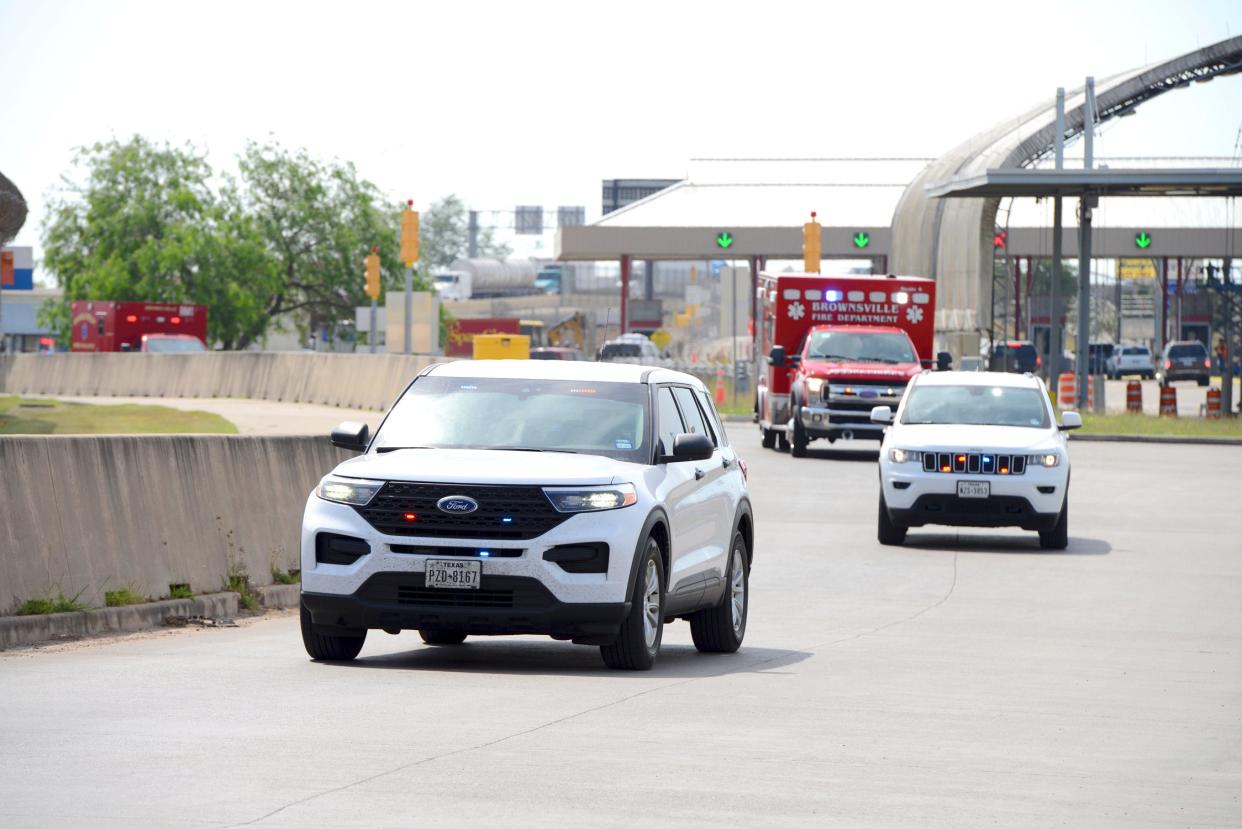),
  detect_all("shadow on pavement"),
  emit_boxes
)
[340,641,812,678]
[801,445,880,463]
[903,533,1112,556]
